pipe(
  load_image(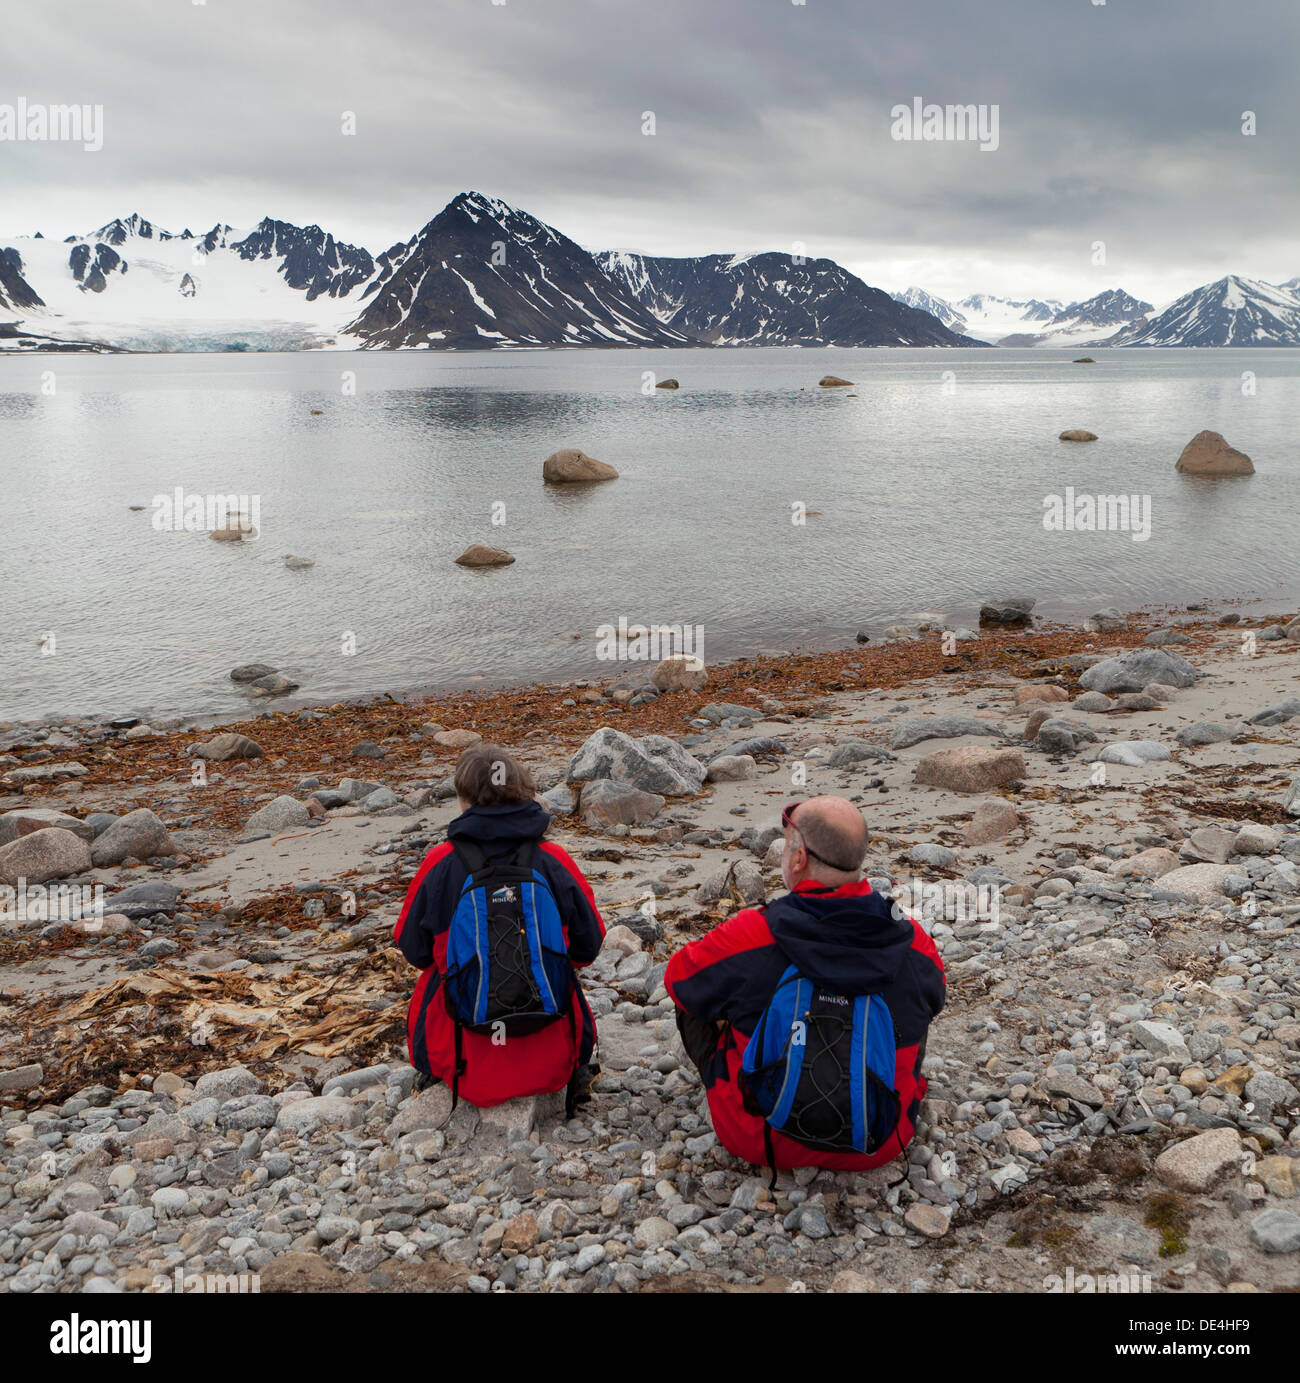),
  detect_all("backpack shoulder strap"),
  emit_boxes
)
[450,838,487,877]
[511,840,536,871]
